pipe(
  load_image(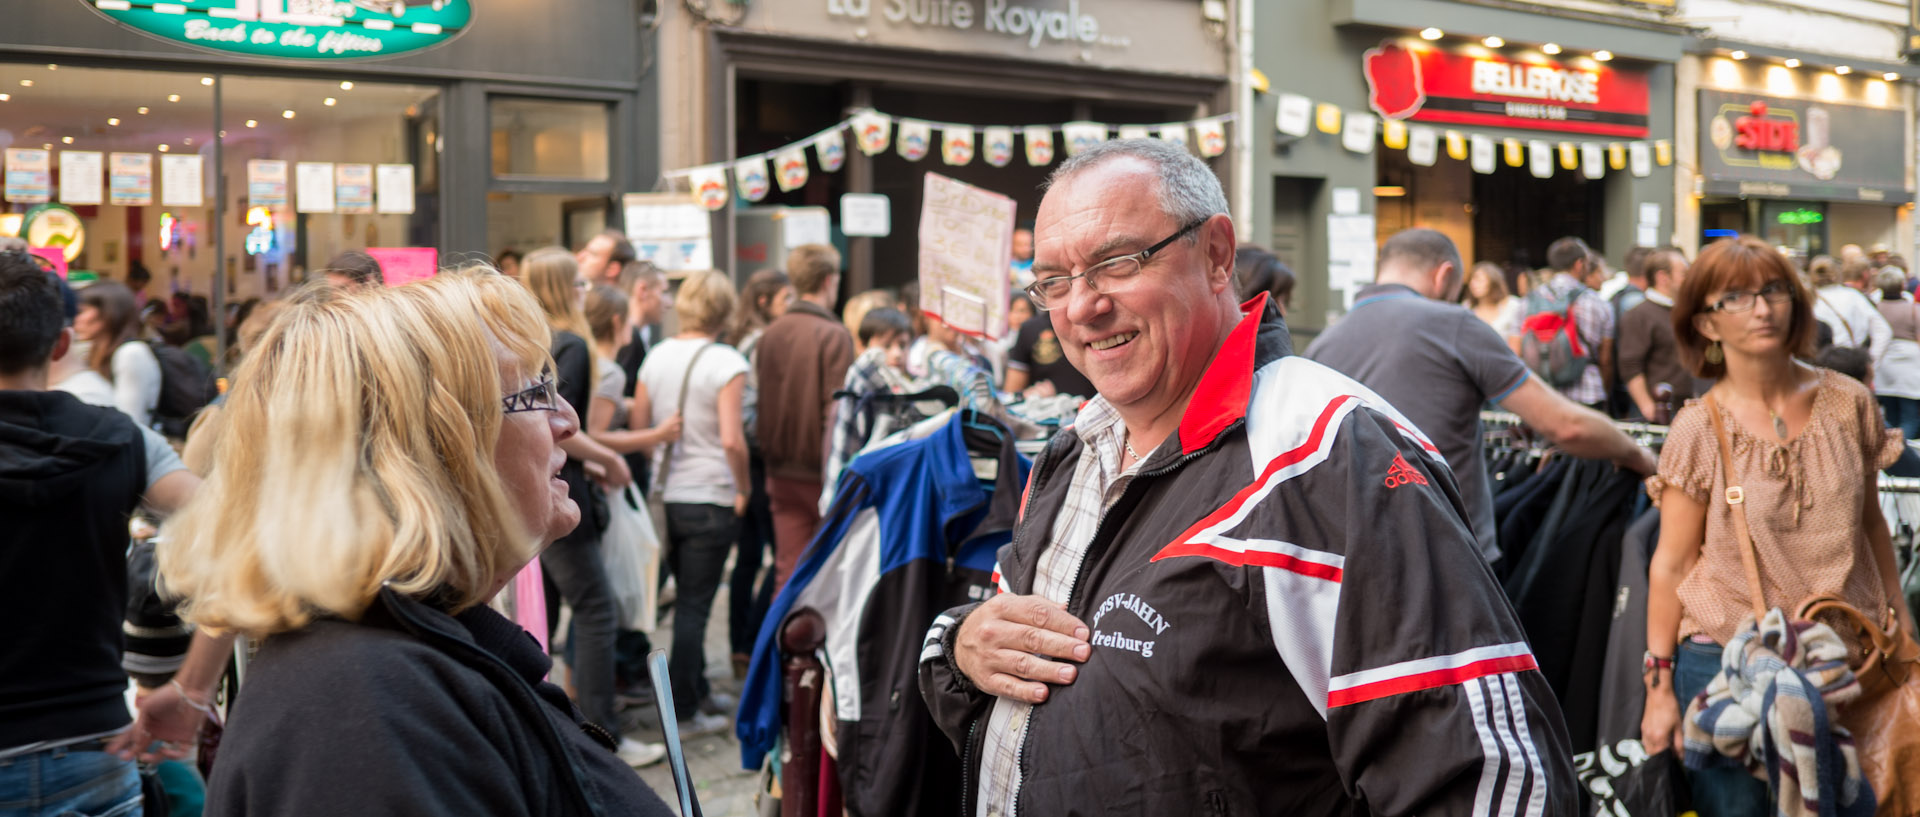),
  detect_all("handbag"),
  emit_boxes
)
[649,342,716,551]
[1705,392,1920,815]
